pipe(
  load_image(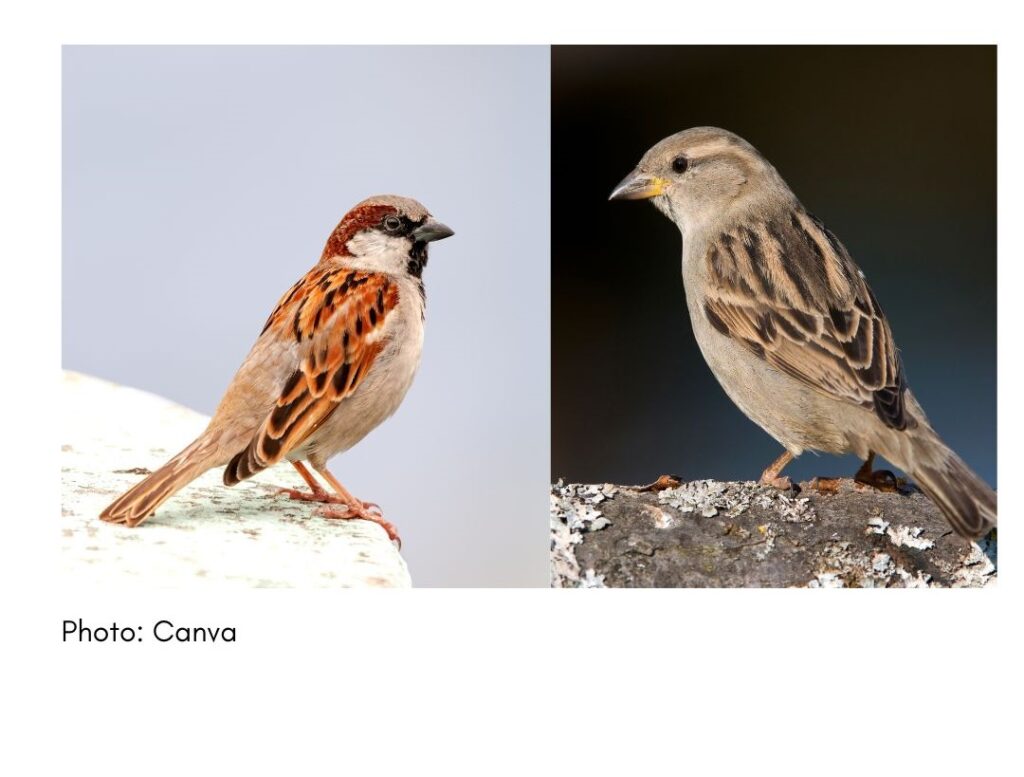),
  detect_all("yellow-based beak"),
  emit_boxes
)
[608,169,668,201]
